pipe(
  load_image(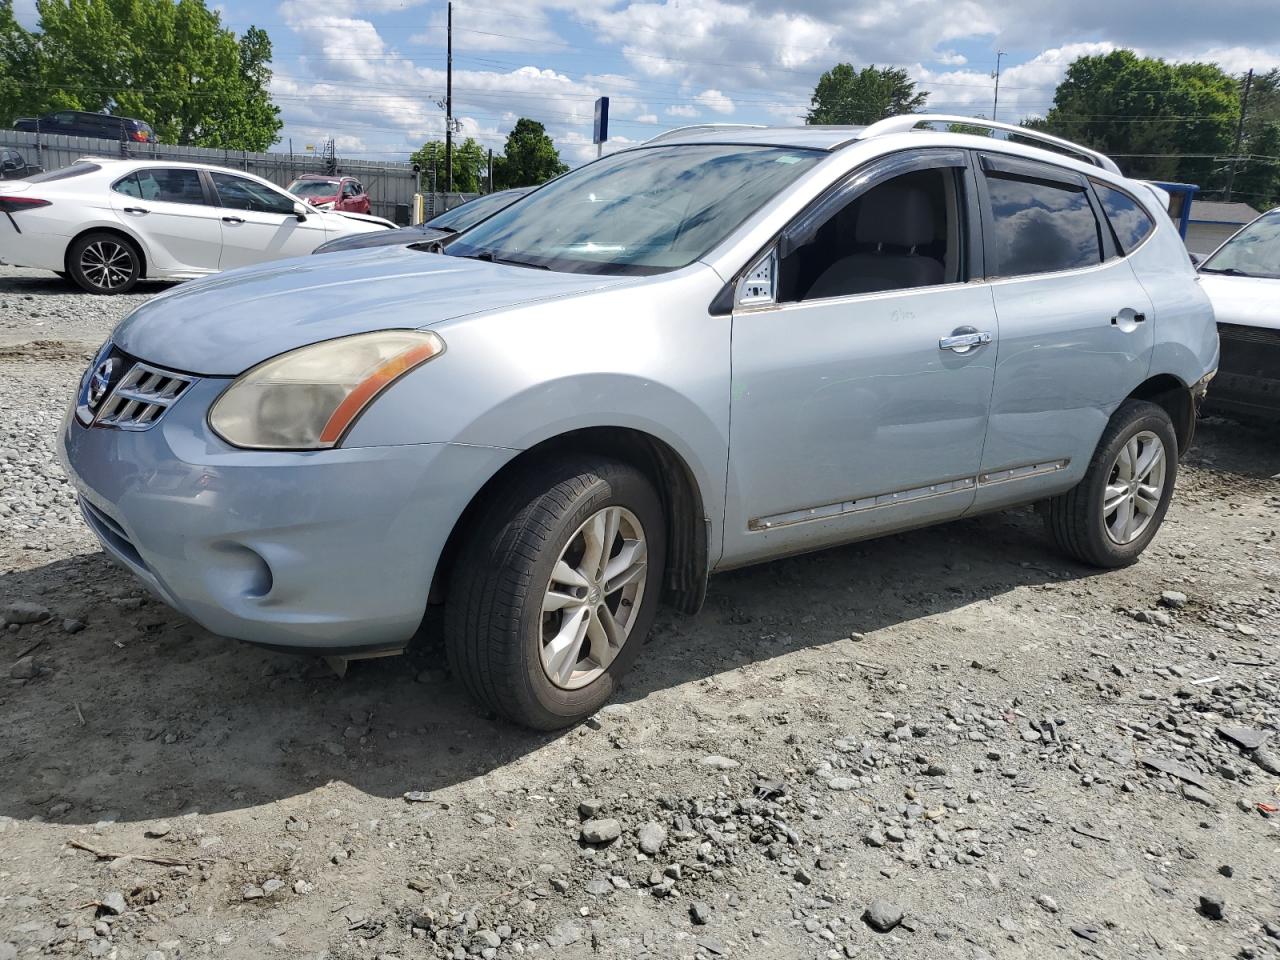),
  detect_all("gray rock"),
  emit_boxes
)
[1181,784,1217,808]
[1159,591,1188,609]
[1037,894,1059,913]
[1216,726,1271,752]
[863,900,903,932]
[241,885,265,901]
[828,776,859,790]
[545,923,582,948]
[473,930,501,949]
[62,619,85,634]
[584,879,612,896]
[578,798,605,819]
[9,656,35,680]
[580,819,622,844]
[3,601,50,624]
[690,901,712,925]
[99,892,127,916]
[0,942,16,960]
[1251,747,1280,777]
[261,879,285,896]
[700,755,740,770]
[1199,894,1225,921]
[638,822,667,855]
[144,822,171,838]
